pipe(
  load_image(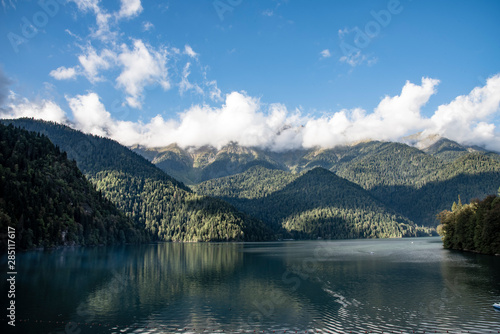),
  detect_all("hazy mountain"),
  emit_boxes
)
[132,142,285,184]
[135,138,498,185]
[2,119,273,242]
